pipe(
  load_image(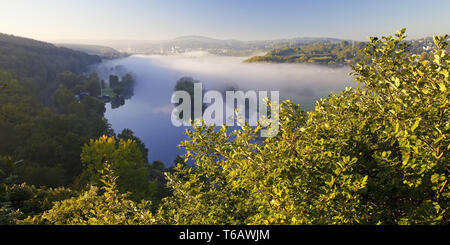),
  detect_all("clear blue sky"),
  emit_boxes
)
[0,0,449,42]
